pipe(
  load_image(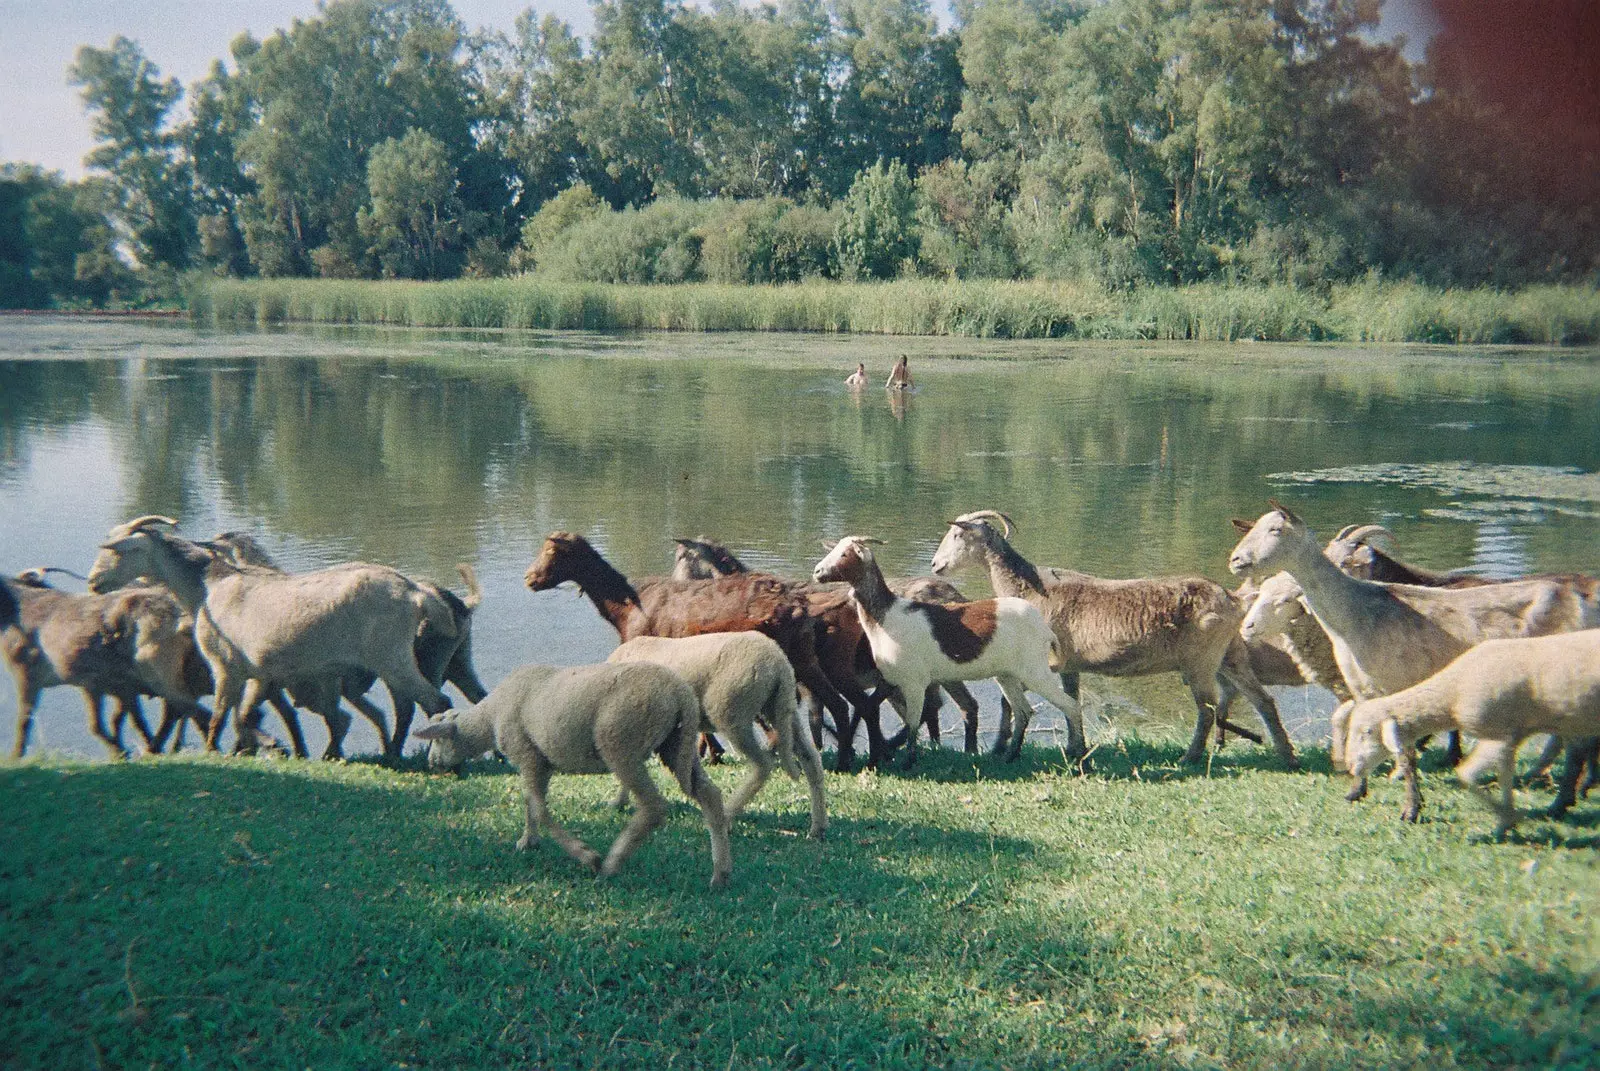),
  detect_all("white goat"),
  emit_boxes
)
[608,632,827,838]
[1343,630,1600,834]
[415,662,732,889]
[87,519,452,757]
[1228,501,1599,816]
[812,536,1080,765]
